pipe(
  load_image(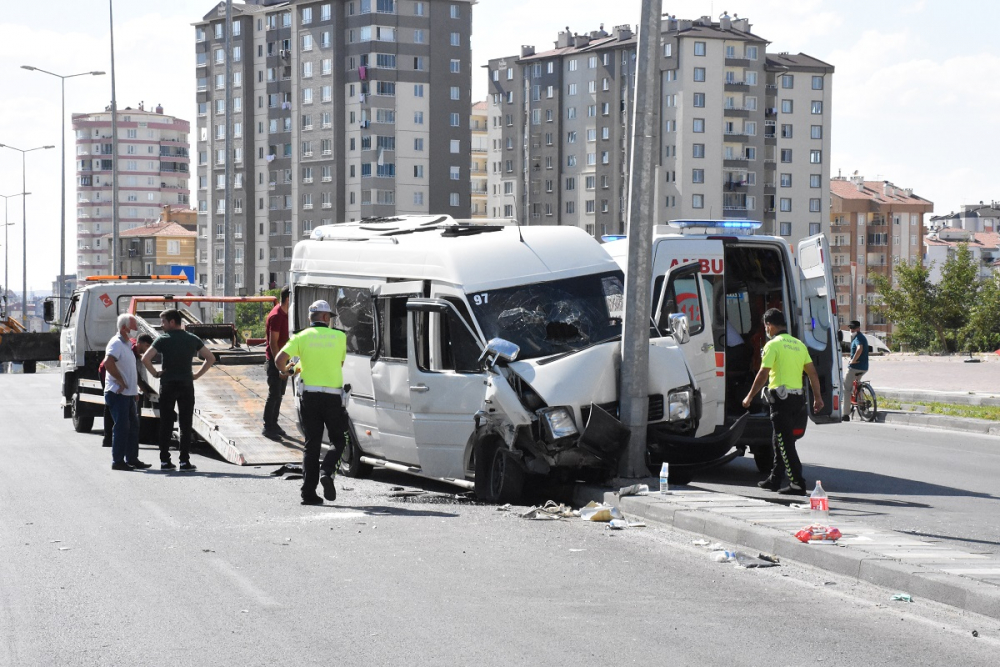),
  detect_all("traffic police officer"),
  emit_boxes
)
[274,299,349,505]
[742,308,824,496]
